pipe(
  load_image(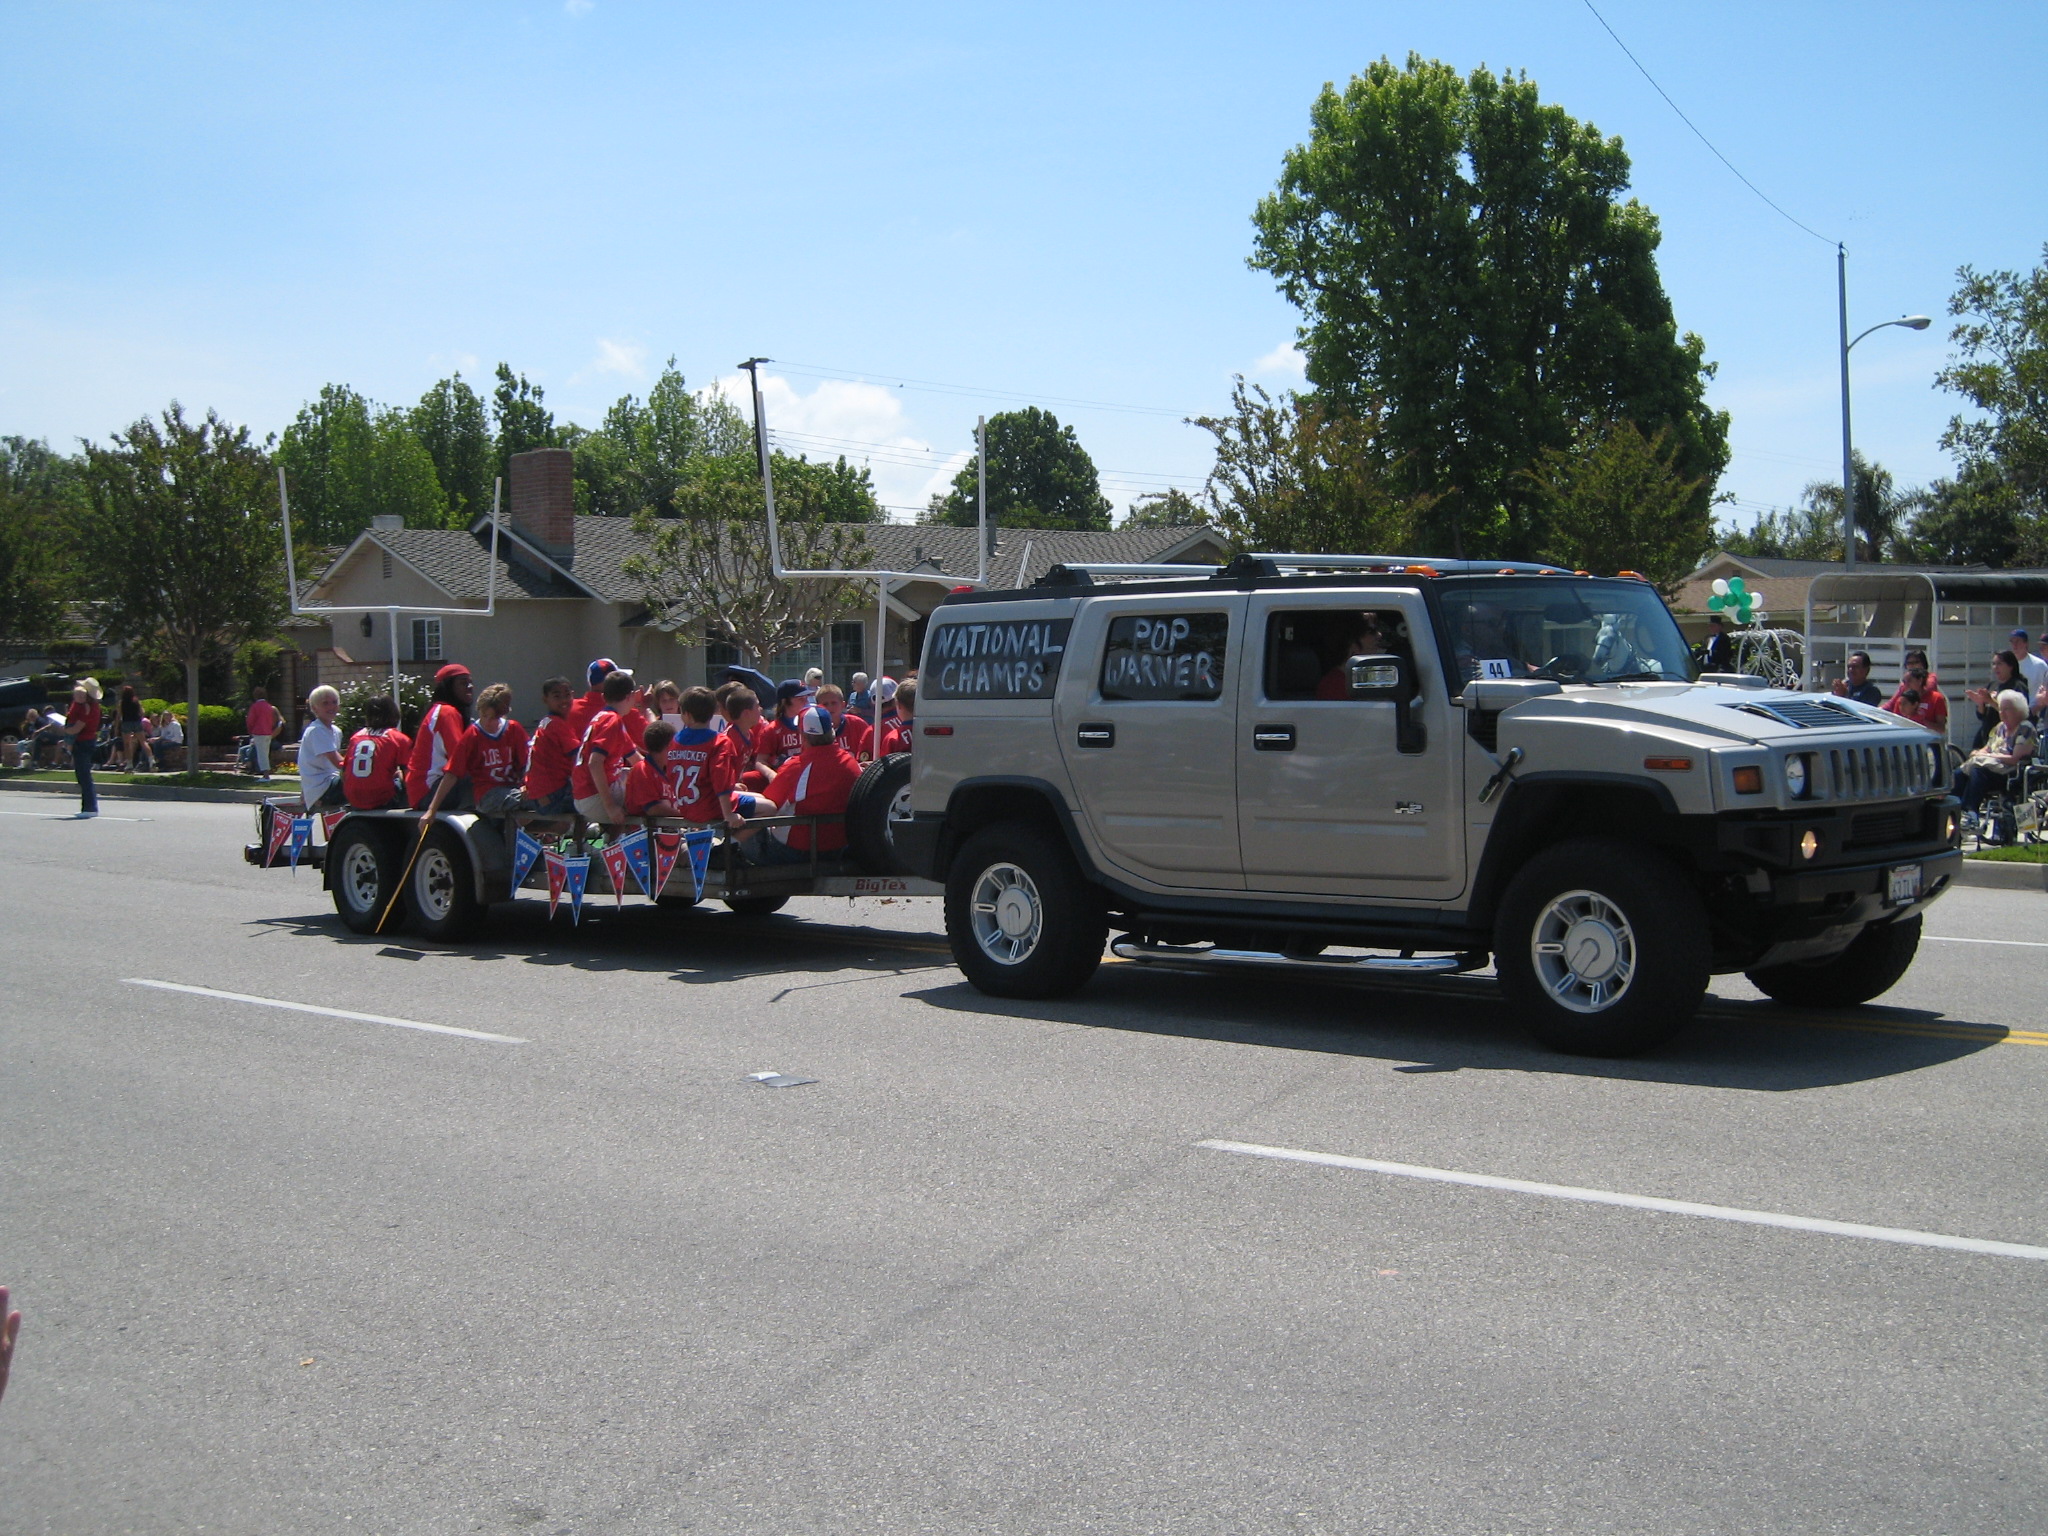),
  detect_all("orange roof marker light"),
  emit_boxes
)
[1617,570,1650,581]
[1575,569,1592,576]
[1404,565,1441,577]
